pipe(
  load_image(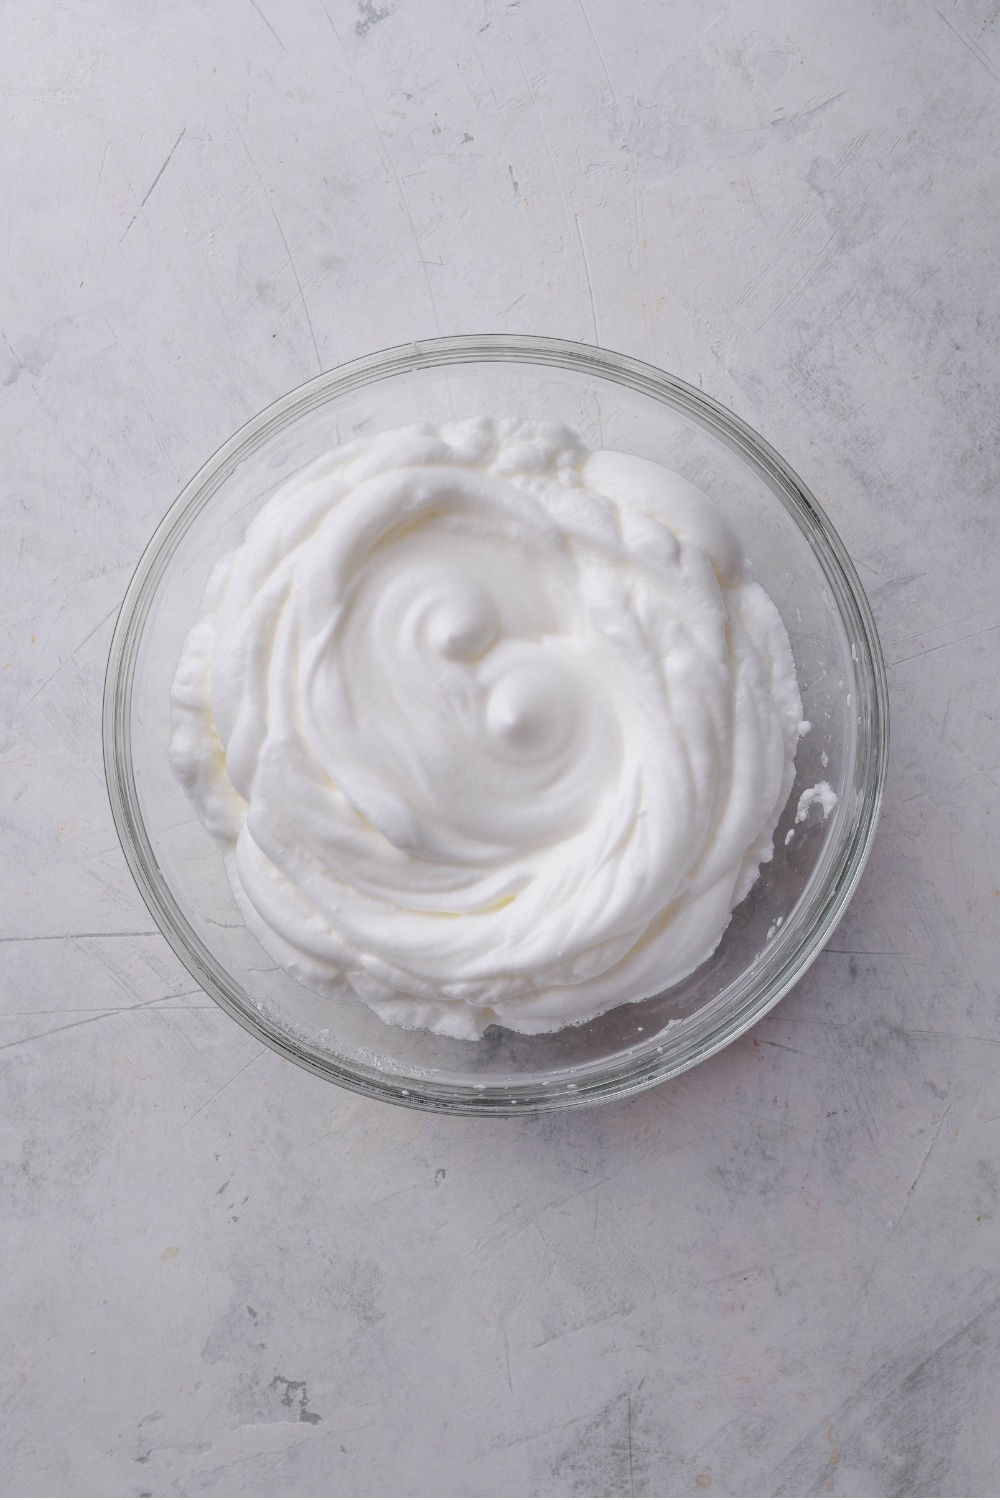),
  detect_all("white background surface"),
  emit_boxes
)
[3,2,1000,1496]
